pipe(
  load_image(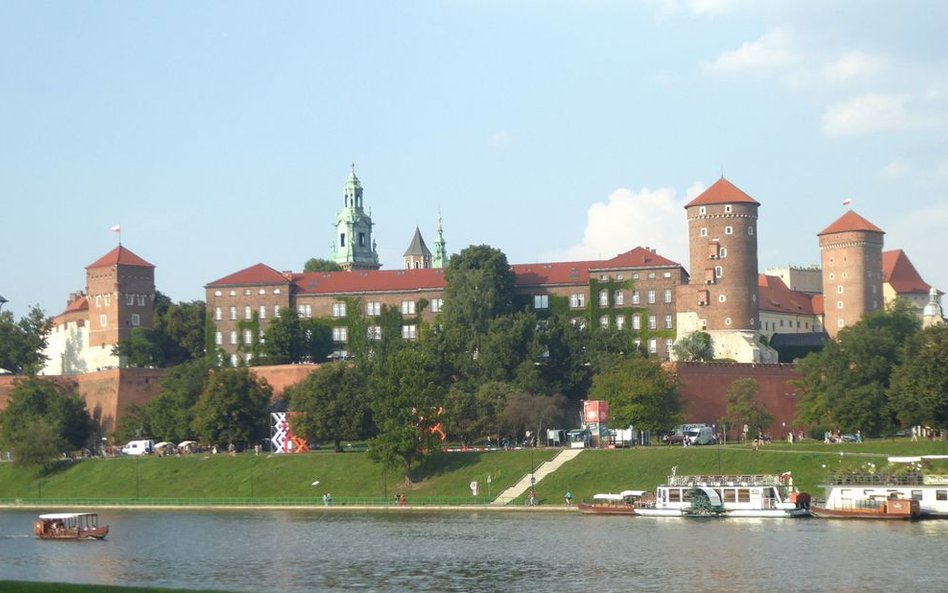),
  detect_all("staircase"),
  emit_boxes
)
[491,448,584,505]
